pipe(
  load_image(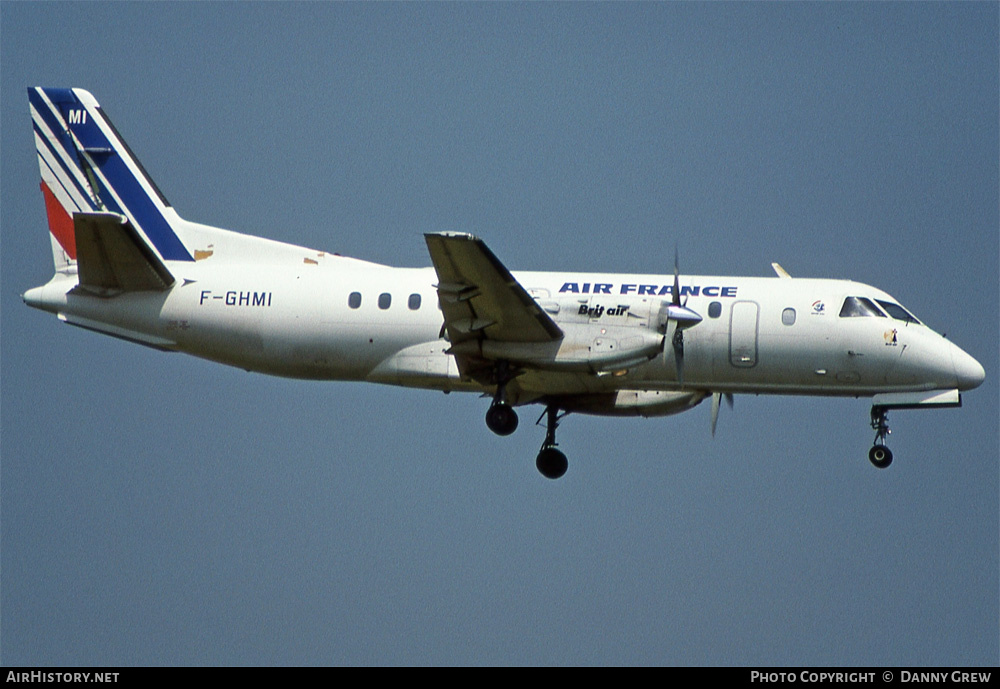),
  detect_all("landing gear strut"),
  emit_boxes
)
[535,405,568,480]
[868,406,893,469]
[485,362,518,436]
